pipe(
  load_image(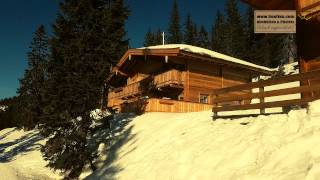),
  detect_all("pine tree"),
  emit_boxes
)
[17,25,49,129]
[197,25,210,49]
[183,14,195,45]
[224,0,246,58]
[281,34,297,64]
[243,7,260,64]
[143,28,162,46]
[144,28,155,46]
[0,96,23,130]
[154,28,163,45]
[211,11,227,53]
[269,34,290,68]
[193,24,200,46]
[167,0,182,44]
[40,0,129,178]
